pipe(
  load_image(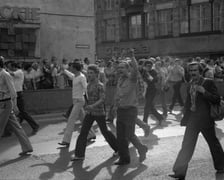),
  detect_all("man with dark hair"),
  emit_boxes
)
[142,59,164,125]
[114,49,148,165]
[169,62,224,179]
[58,62,88,148]
[71,64,118,161]
[0,56,33,156]
[8,61,39,135]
